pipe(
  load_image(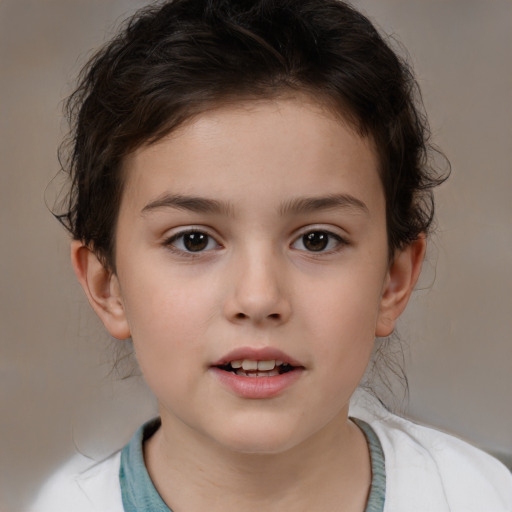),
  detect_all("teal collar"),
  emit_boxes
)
[352,417,386,512]
[119,417,385,512]
[119,418,170,512]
